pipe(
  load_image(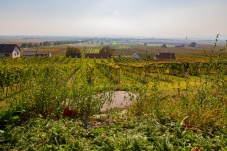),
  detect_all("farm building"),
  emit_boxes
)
[0,44,21,58]
[85,53,110,59]
[23,51,36,57]
[23,51,51,57]
[154,52,176,60]
[132,53,141,59]
[36,52,52,57]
